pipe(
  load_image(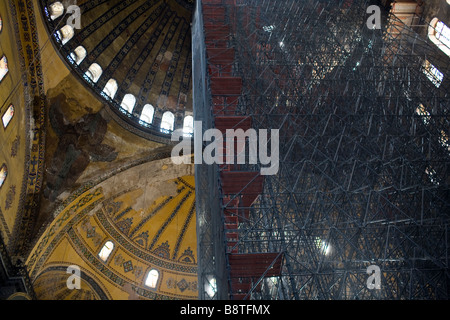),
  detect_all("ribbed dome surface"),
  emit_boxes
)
[41,0,194,140]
